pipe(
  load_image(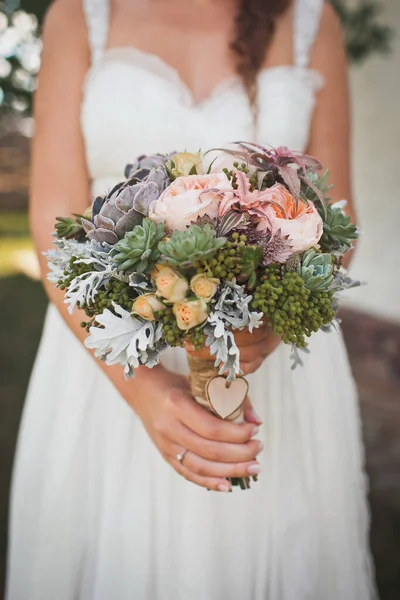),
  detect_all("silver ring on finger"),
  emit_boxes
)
[176,449,188,465]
